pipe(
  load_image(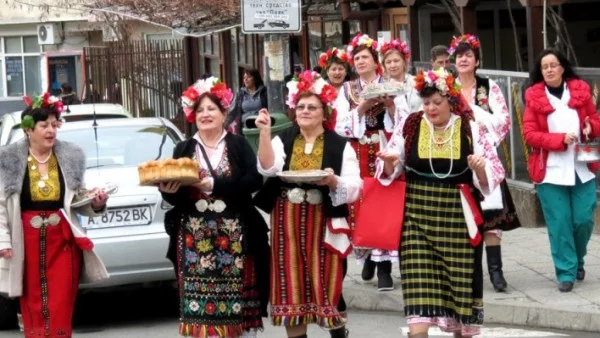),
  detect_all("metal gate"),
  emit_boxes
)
[83,40,187,129]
